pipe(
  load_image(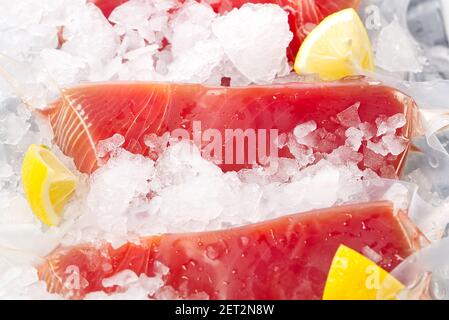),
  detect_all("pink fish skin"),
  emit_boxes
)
[41,79,417,176]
